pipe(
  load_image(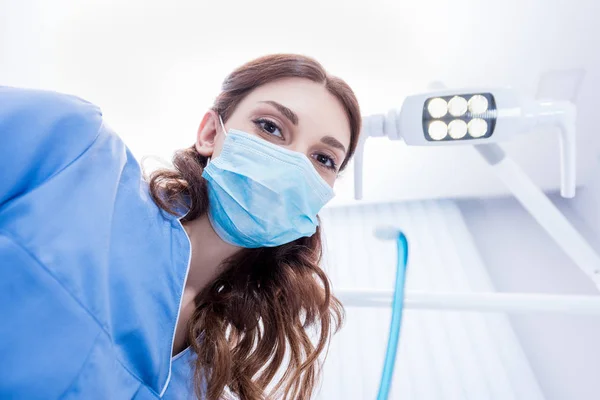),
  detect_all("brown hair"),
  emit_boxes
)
[149,54,361,399]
